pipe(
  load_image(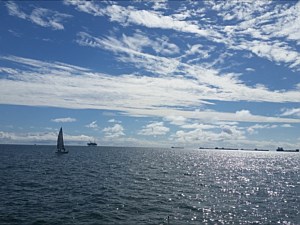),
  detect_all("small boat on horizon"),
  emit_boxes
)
[56,127,68,154]
[87,141,97,146]
[276,147,299,152]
